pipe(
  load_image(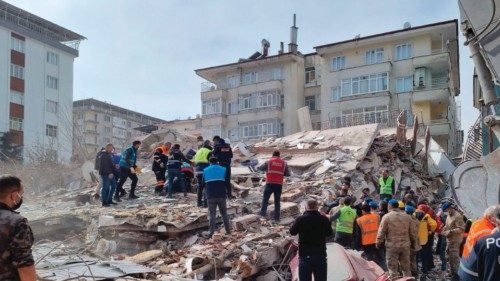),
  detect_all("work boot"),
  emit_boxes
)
[129,194,139,200]
[113,195,122,202]
[108,201,117,205]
